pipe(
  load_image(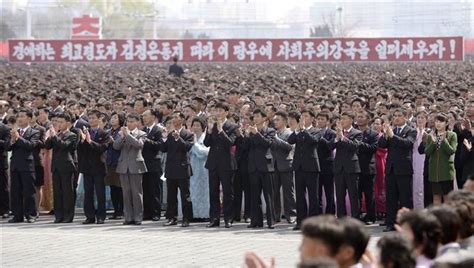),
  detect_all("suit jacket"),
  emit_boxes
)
[248,127,276,173]
[317,128,336,174]
[357,128,379,175]
[235,135,250,173]
[9,127,40,172]
[44,130,78,173]
[69,126,81,165]
[271,128,294,172]
[331,128,363,174]
[169,63,184,77]
[162,128,194,179]
[0,122,11,170]
[113,129,148,174]
[77,128,109,175]
[288,127,321,173]
[204,121,238,171]
[141,125,164,173]
[460,136,474,181]
[31,124,46,167]
[378,125,417,176]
